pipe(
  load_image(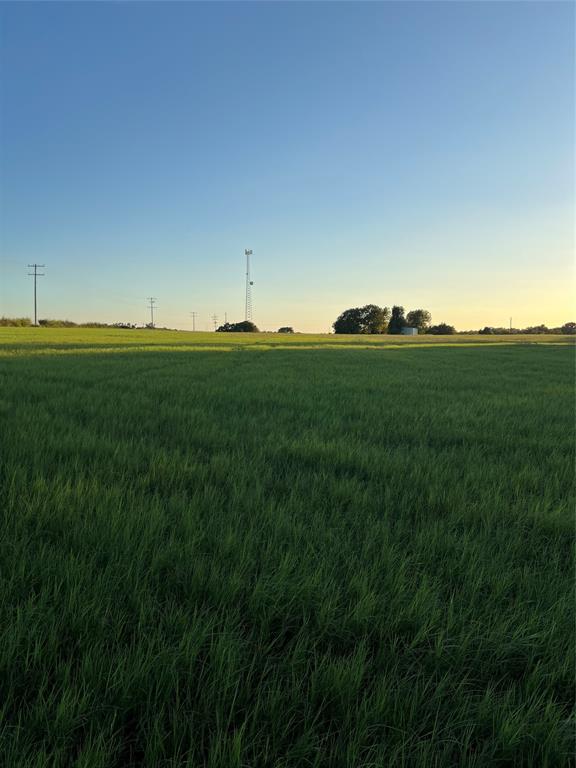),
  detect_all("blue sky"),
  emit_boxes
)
[1,1,573,331]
